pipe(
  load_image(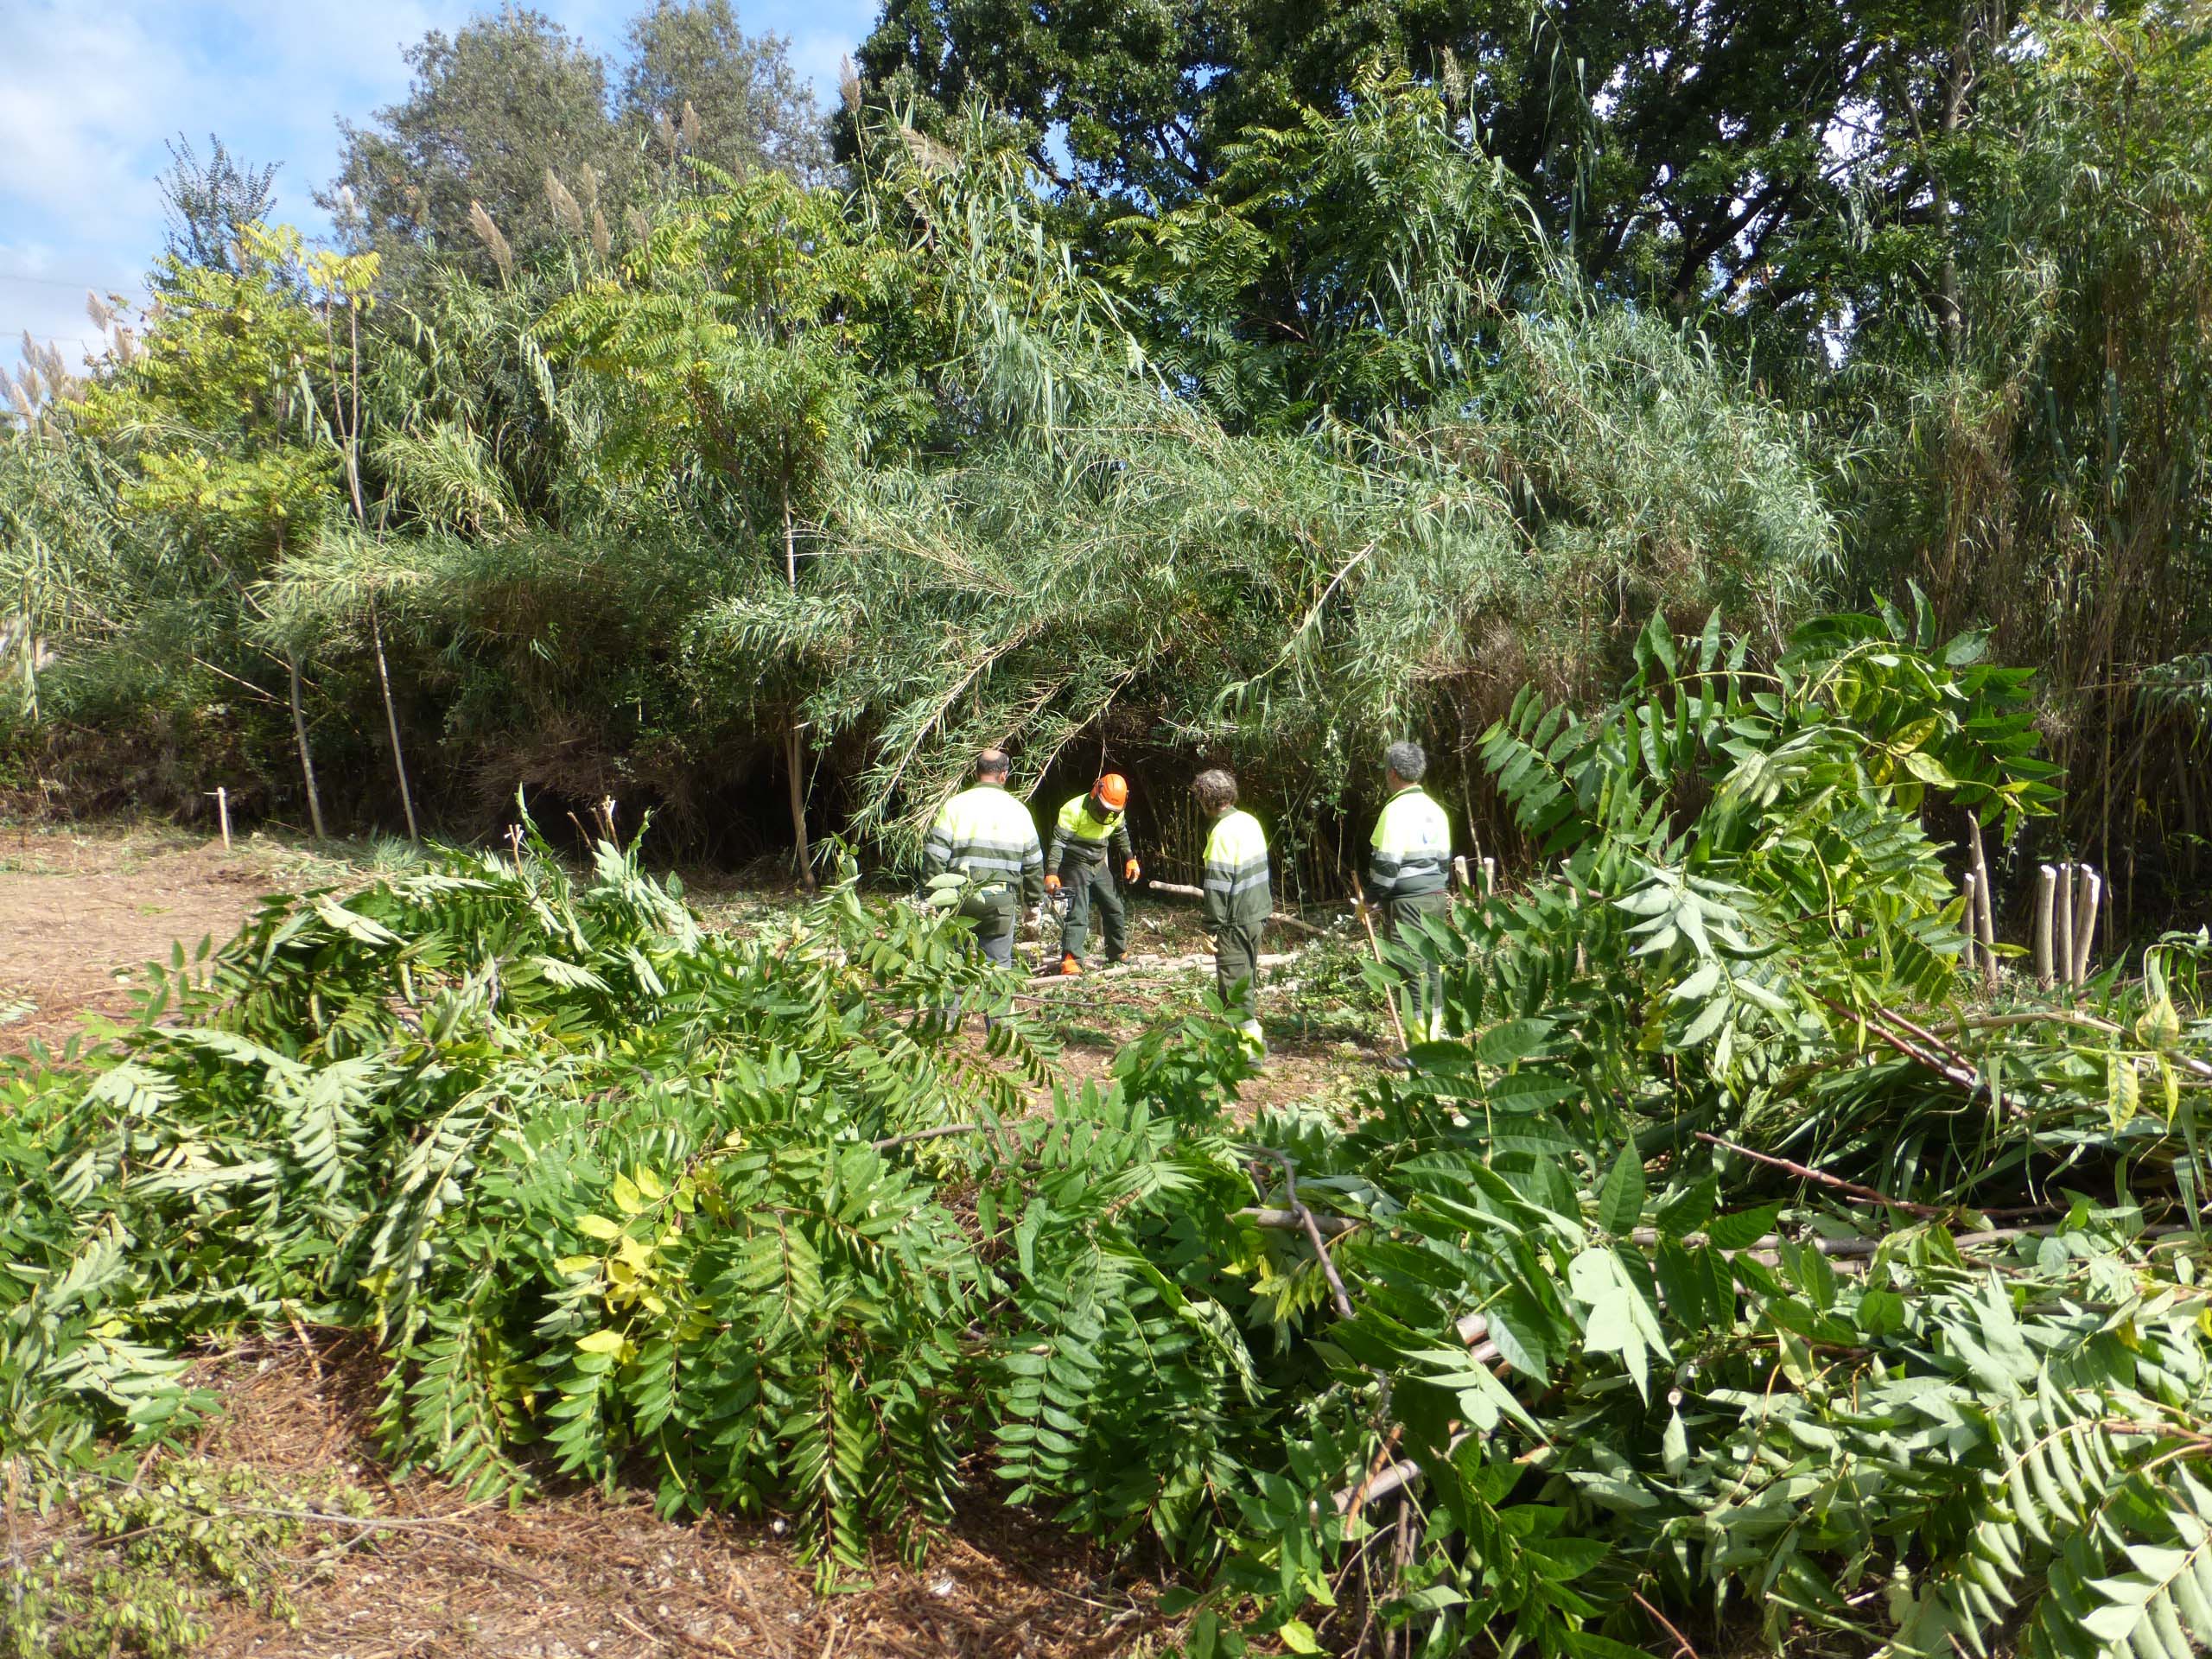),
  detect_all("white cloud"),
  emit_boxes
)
[0,241,144,368]
[0,8,183,240]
